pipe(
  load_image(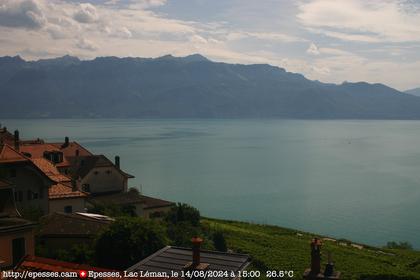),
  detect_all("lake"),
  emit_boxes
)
[3,119,420,248]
